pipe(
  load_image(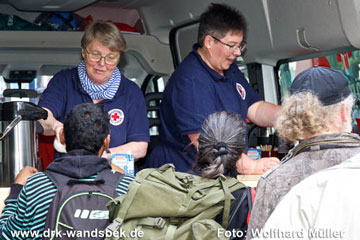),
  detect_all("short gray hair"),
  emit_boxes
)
[81,20,128,54]
[276,91,354,142]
